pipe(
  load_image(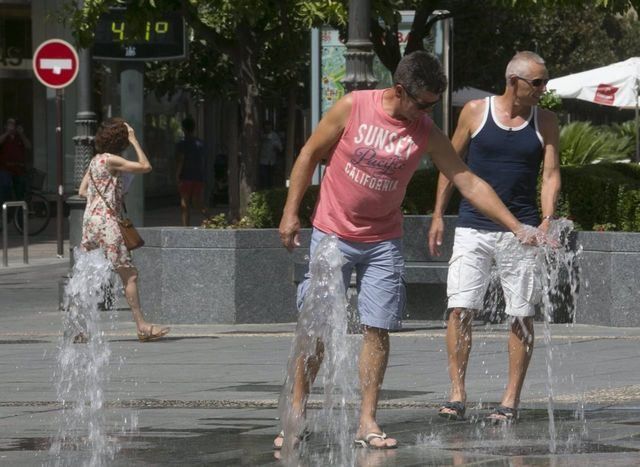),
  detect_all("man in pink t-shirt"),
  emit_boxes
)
[275,51,539,450]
